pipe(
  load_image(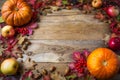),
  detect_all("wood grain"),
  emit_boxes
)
[26,9,110,62]
[0,1,120,79]
[24,40,105,62]
[30,12,110,40]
